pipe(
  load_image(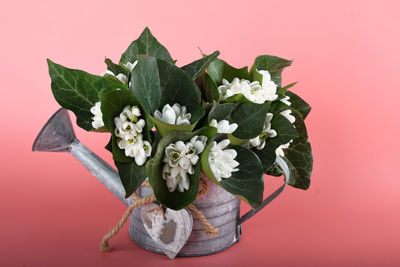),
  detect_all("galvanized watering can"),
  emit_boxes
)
[33,109,290,257]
